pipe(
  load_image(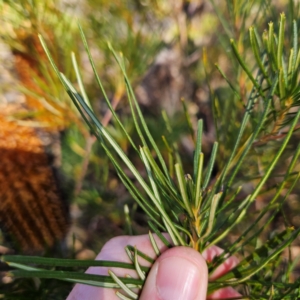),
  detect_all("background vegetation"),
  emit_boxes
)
[1,0,300,299]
